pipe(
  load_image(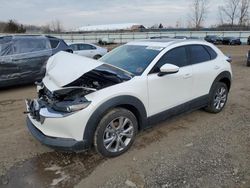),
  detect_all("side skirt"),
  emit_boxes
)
[147,95,209,126]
